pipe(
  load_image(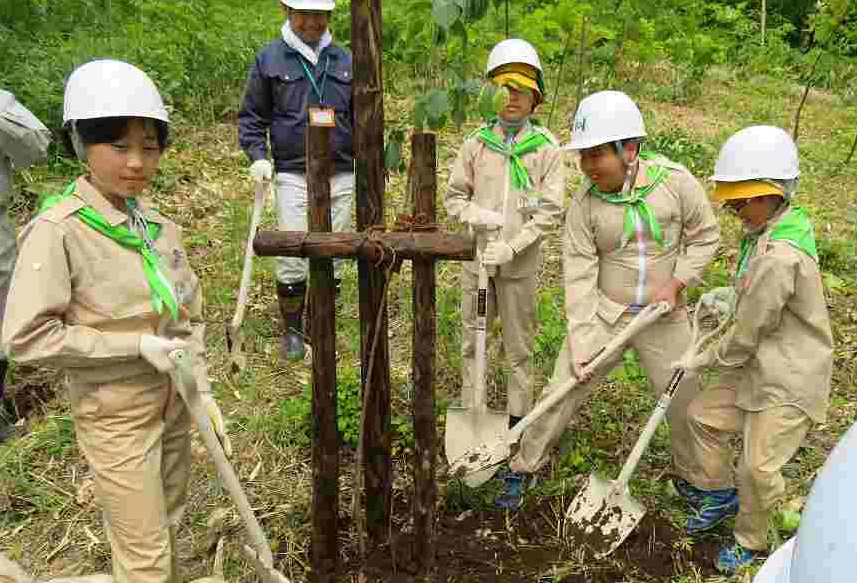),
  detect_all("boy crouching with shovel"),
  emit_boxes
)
[443,39,565,508]
[679,126,833,574]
